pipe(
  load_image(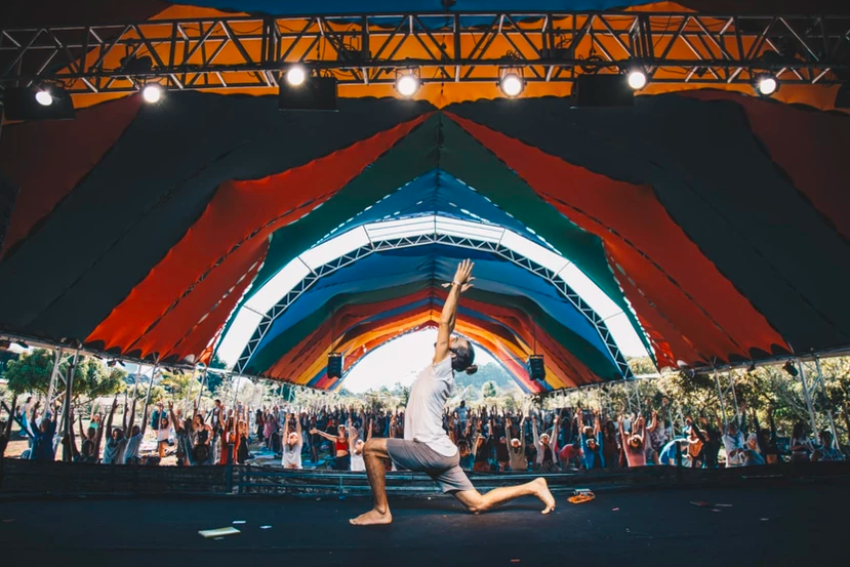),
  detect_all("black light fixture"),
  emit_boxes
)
[572,74,635,107]
[747,362,757,374]
[782,360,798,377]
[3,85,76,121]
[15,340,29,349]
[278,70,338,111]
